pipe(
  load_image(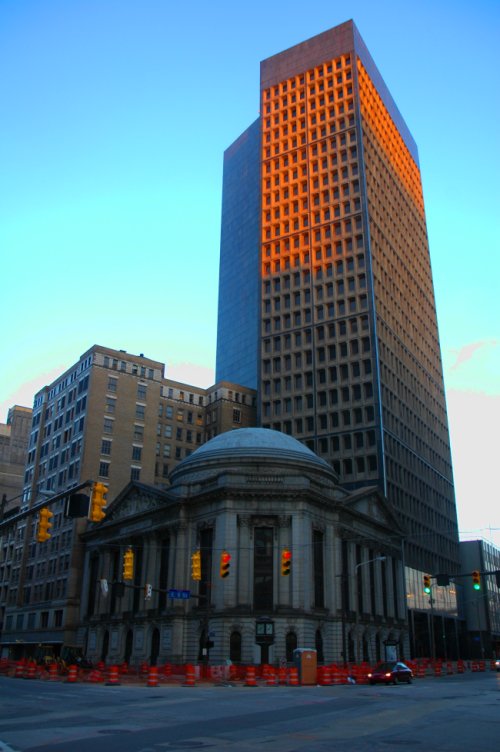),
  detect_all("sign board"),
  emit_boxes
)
[167,589,191,600]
